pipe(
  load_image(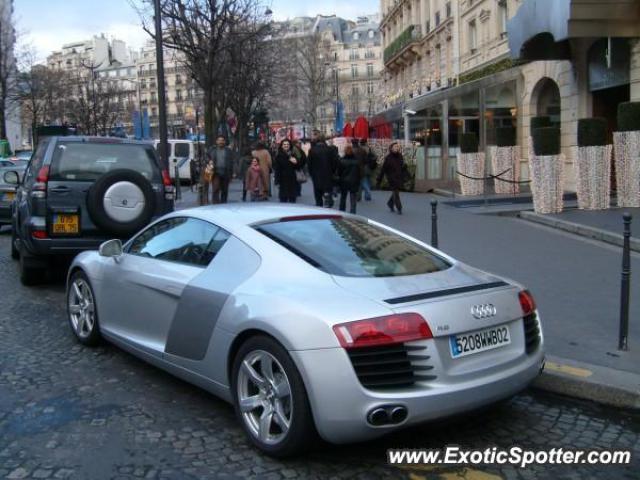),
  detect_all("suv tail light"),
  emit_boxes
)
[161,169,175,200]
[333,313,433,349]
[32,166,50,199]
[519,290,536,316]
